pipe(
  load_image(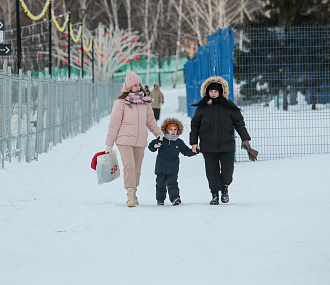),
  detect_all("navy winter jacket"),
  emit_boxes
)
[148,137,196,175]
